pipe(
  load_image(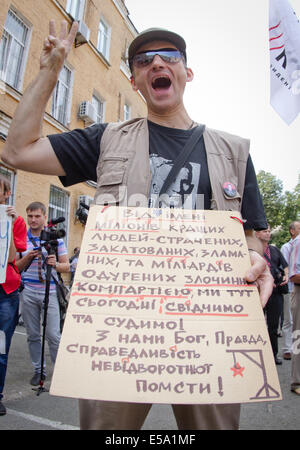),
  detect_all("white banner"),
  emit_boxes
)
[269,0,300,124]
[0,205,12,284]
